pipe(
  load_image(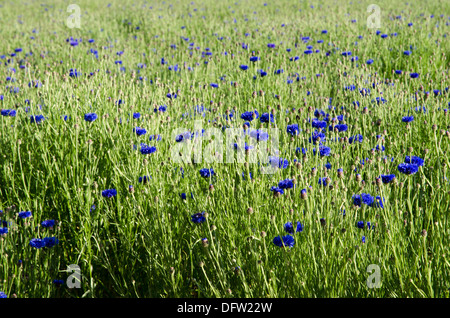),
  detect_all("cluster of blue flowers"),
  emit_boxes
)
[352,193,384,208]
